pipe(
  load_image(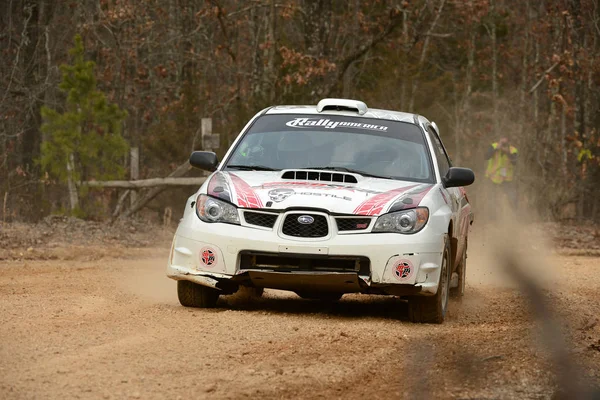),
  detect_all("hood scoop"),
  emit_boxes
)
[281,170,358,184]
